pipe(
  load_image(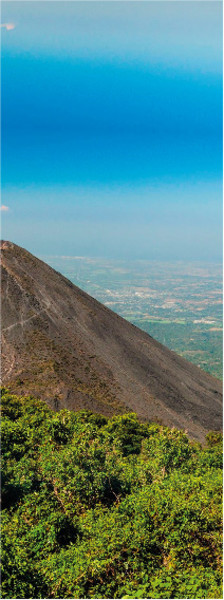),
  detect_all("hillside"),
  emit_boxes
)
[1,240,222,442]
[1,390,223,599]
